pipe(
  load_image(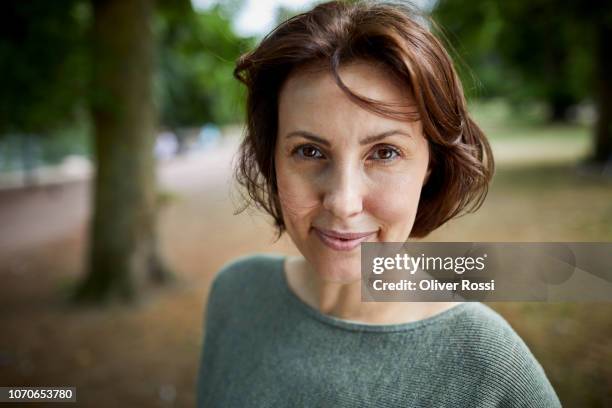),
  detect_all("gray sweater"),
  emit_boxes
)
[196,253,561,407]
